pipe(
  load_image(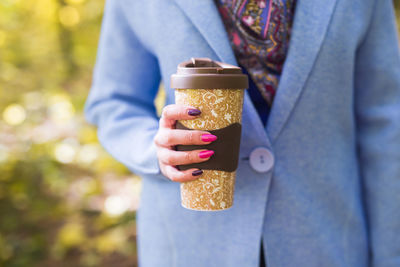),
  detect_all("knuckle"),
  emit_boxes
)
[163,134,173,145]
[186,131,195,143]
[168,175,176,182]
[169,174,179,182]
[168,175,177,182]
[184,151,193,163]
[157,131,172,146]
[163,152,176,165]
[182,172,195,182]
[165,156,174,165]
[154,133,161,146]
[167,170,180,182]
[179,108,187,117]
[175,172,187,182]
[160,154,171,165]
[177,106,188,118]
[158,150,171,165]
[158,153,167,164]
[162,105,173,118]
